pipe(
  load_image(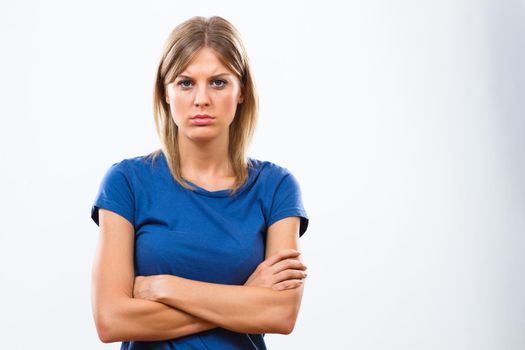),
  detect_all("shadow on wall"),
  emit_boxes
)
[486,0,525,197]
